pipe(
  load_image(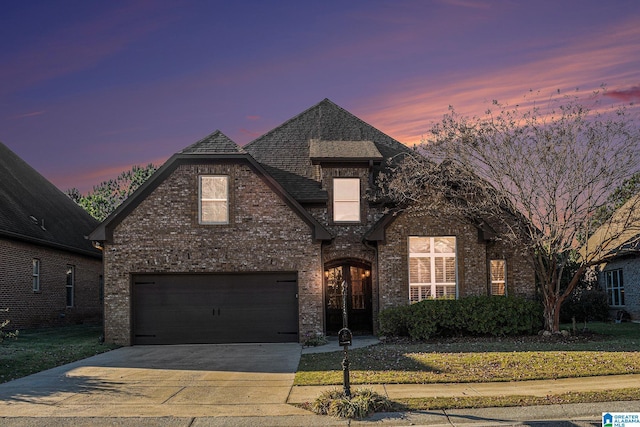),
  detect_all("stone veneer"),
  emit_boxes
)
[102,161,323,345]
